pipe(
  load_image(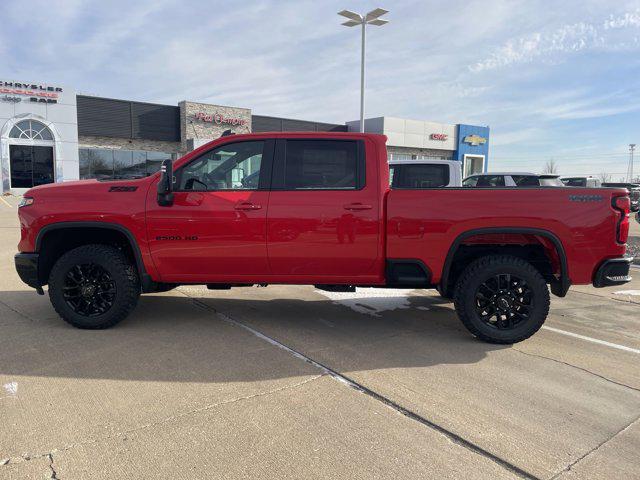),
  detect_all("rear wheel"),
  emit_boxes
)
[453,255,550,344]
[48,244,140,329]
